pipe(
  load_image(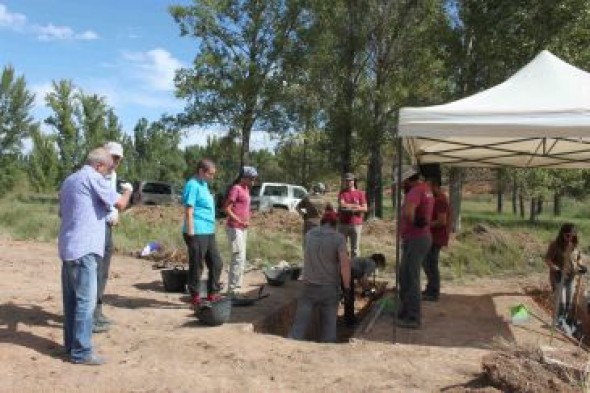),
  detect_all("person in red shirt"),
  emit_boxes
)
[396,166,434,329]
[422,177,451,302]
[338,172,367,257]
[224,166,258,295]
